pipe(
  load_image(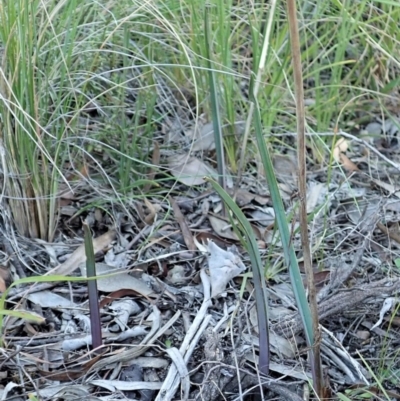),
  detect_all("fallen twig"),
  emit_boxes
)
[89,308,180,372]
[155,269,212,401]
